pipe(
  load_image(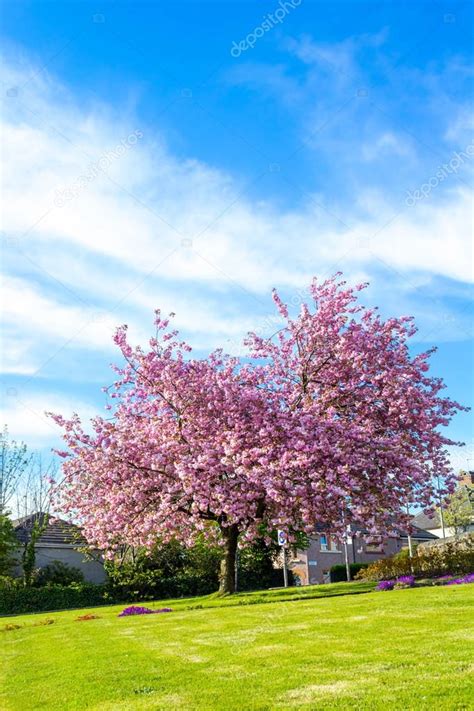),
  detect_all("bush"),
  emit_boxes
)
[106,562,218,602]
[35,561,85,587]
[105,536,292,599]
[237,539,297,591]
[0,515,18,576]
[356,534,474,581]
[0,575,18,591]
[330,563,368,582]
[0,582,113,616]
